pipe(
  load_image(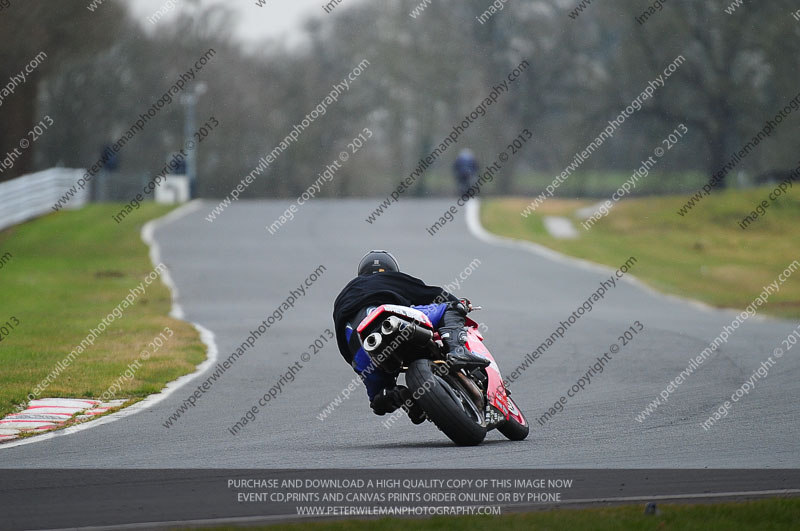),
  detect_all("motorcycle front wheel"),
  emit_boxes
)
[497,395,529,441]
[406,359,486,446]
